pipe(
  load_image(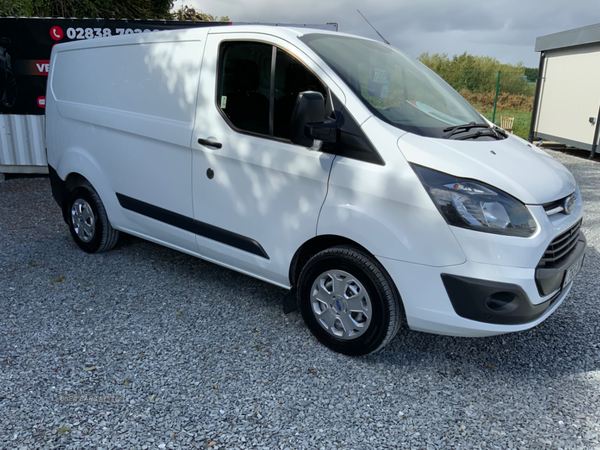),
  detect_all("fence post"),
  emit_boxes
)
[492,71,501,124]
